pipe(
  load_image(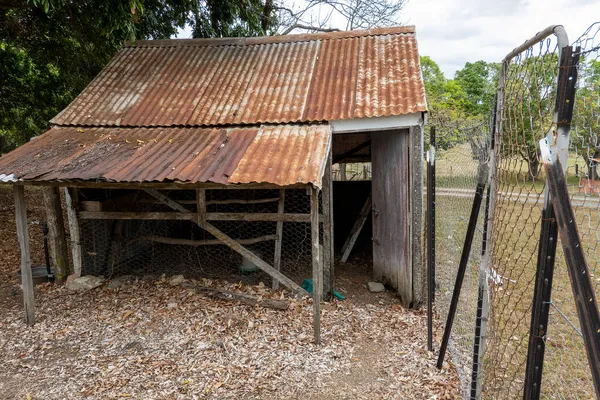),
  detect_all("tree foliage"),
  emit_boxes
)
[502,53,558,179]
[0,0,276,151]
[420,56,498,150]
[571,58,600,179]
